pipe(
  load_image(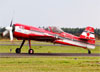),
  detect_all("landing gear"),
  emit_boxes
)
[15,40,25,54]
[28,40,34,54]
[15,40,34,54]
[88,49,91,54]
